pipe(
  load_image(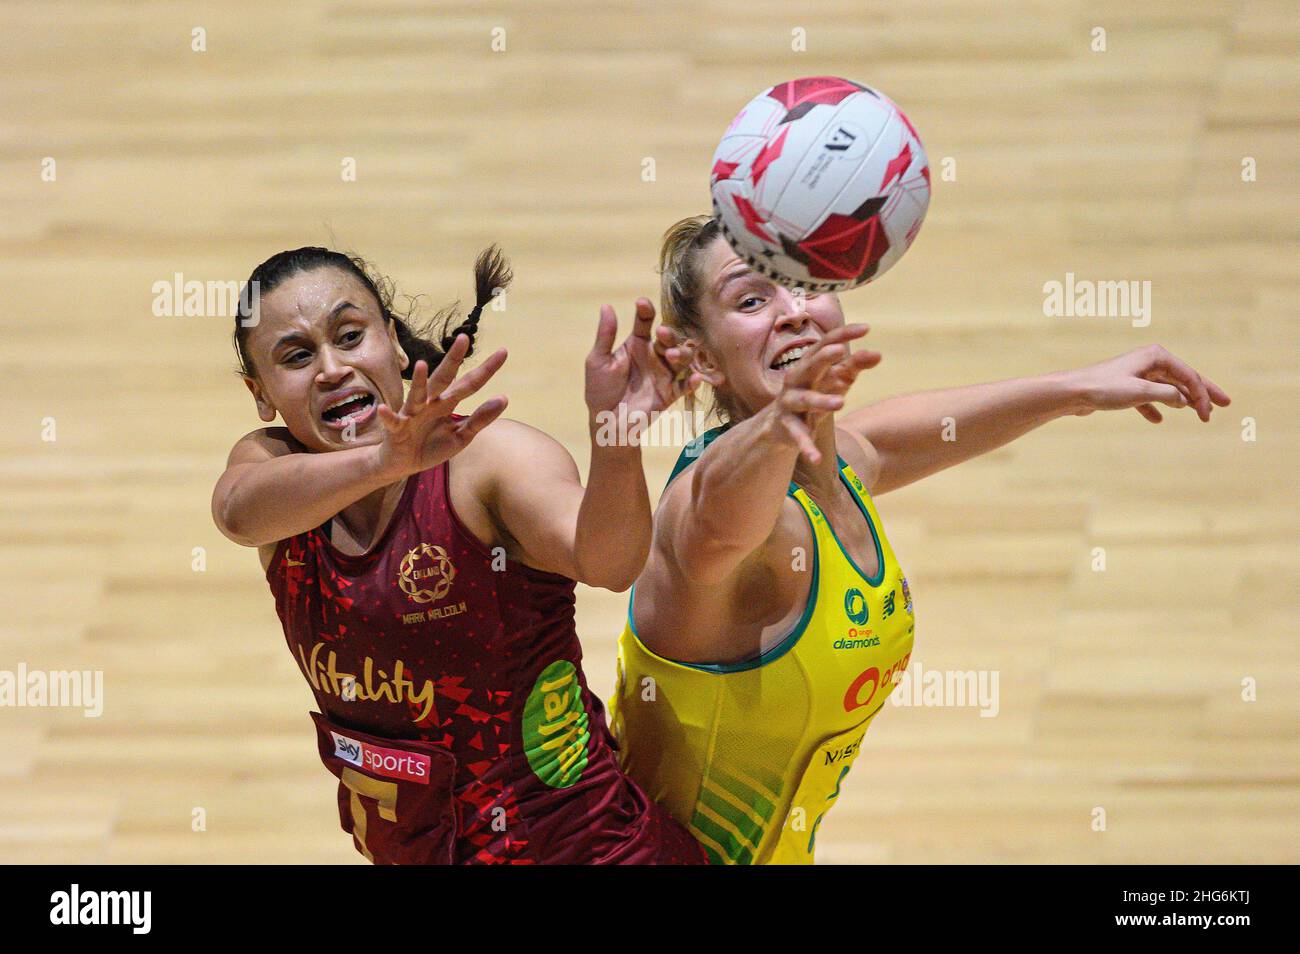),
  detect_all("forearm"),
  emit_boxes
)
[685,408,800,555]
[214,445,393,547]
[572,417,653,590]
[845,371,1081,494]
